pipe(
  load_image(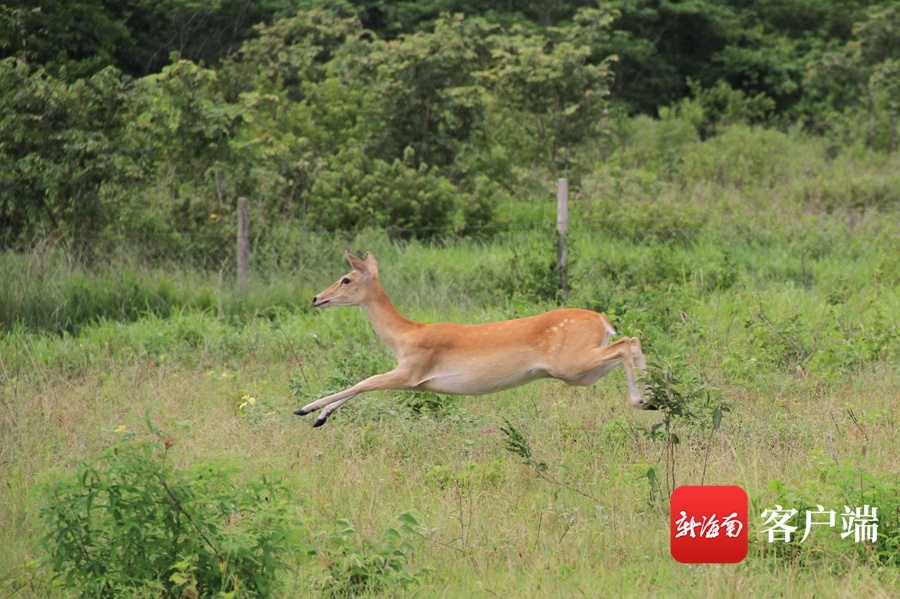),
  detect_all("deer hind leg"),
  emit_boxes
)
[295,369,412,427]
[630,336,647,370]
[557,337,651,409]
[625,337,652,408]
